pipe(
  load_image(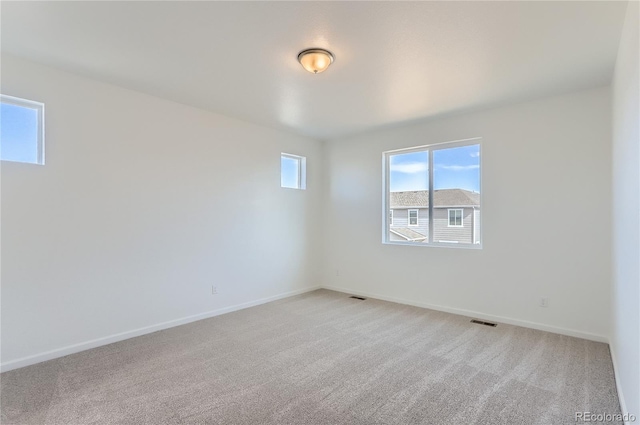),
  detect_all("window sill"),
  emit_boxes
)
[382,241,482,250]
